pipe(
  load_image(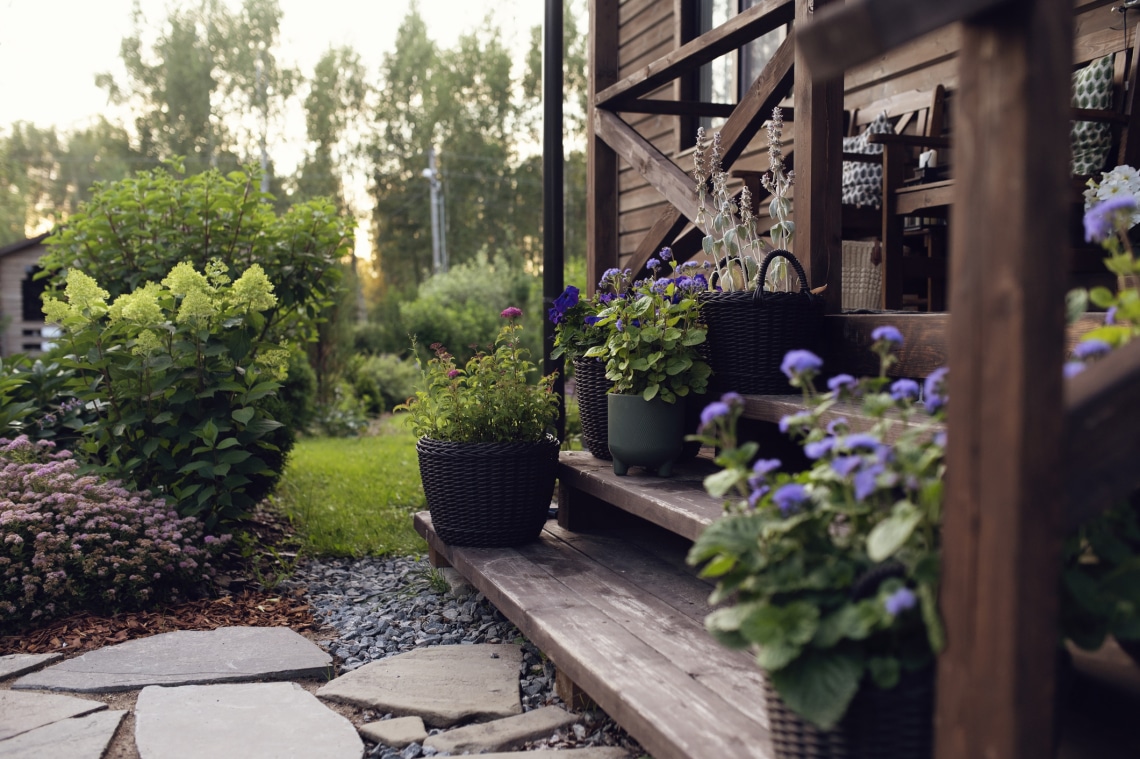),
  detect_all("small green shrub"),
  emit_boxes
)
[312,382,371,437]
[0,436,229,633]
[349,353,420,414]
